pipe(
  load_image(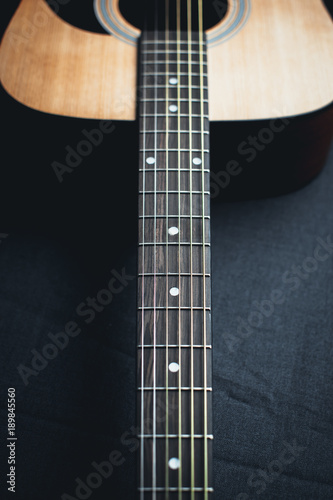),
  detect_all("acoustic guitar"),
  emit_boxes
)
[1,1,333,498]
